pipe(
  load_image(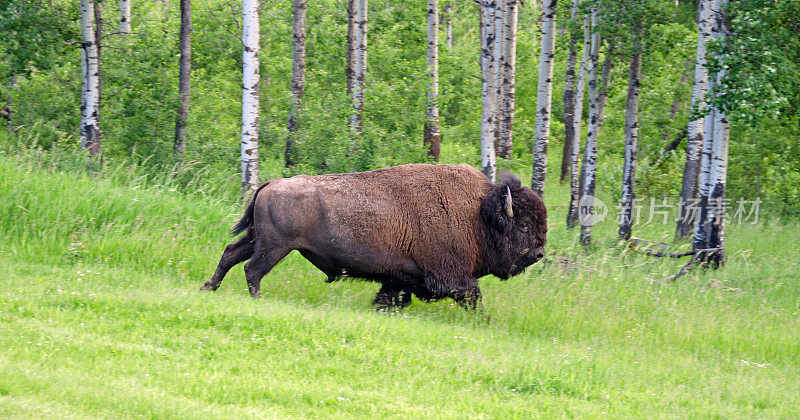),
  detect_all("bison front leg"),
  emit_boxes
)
[201,234,255,292]
[453,286,482,311]
[372,283,412,311]
[420,272,483,310]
